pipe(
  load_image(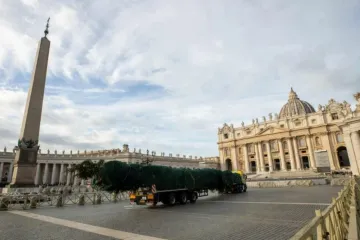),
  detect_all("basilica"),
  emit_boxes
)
[217,89,360,175]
